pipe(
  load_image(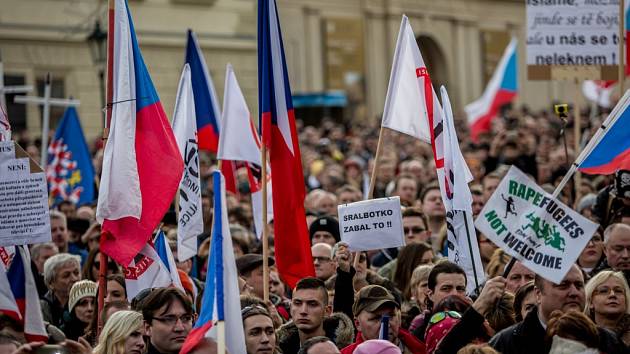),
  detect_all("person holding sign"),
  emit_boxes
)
[340,285,425,354]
